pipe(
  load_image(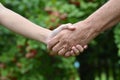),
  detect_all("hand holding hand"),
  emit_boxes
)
[47,21,98,57]
[47,22,89,57]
